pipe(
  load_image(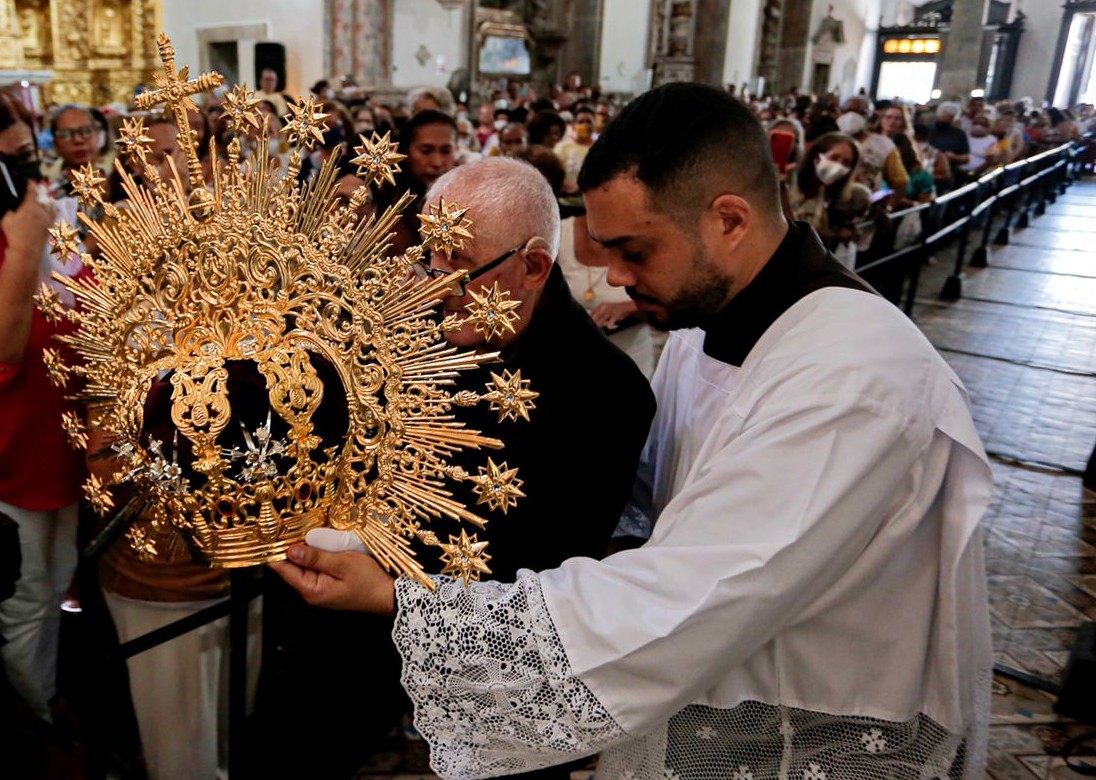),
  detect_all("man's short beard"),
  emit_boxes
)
[629,244,732,331]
